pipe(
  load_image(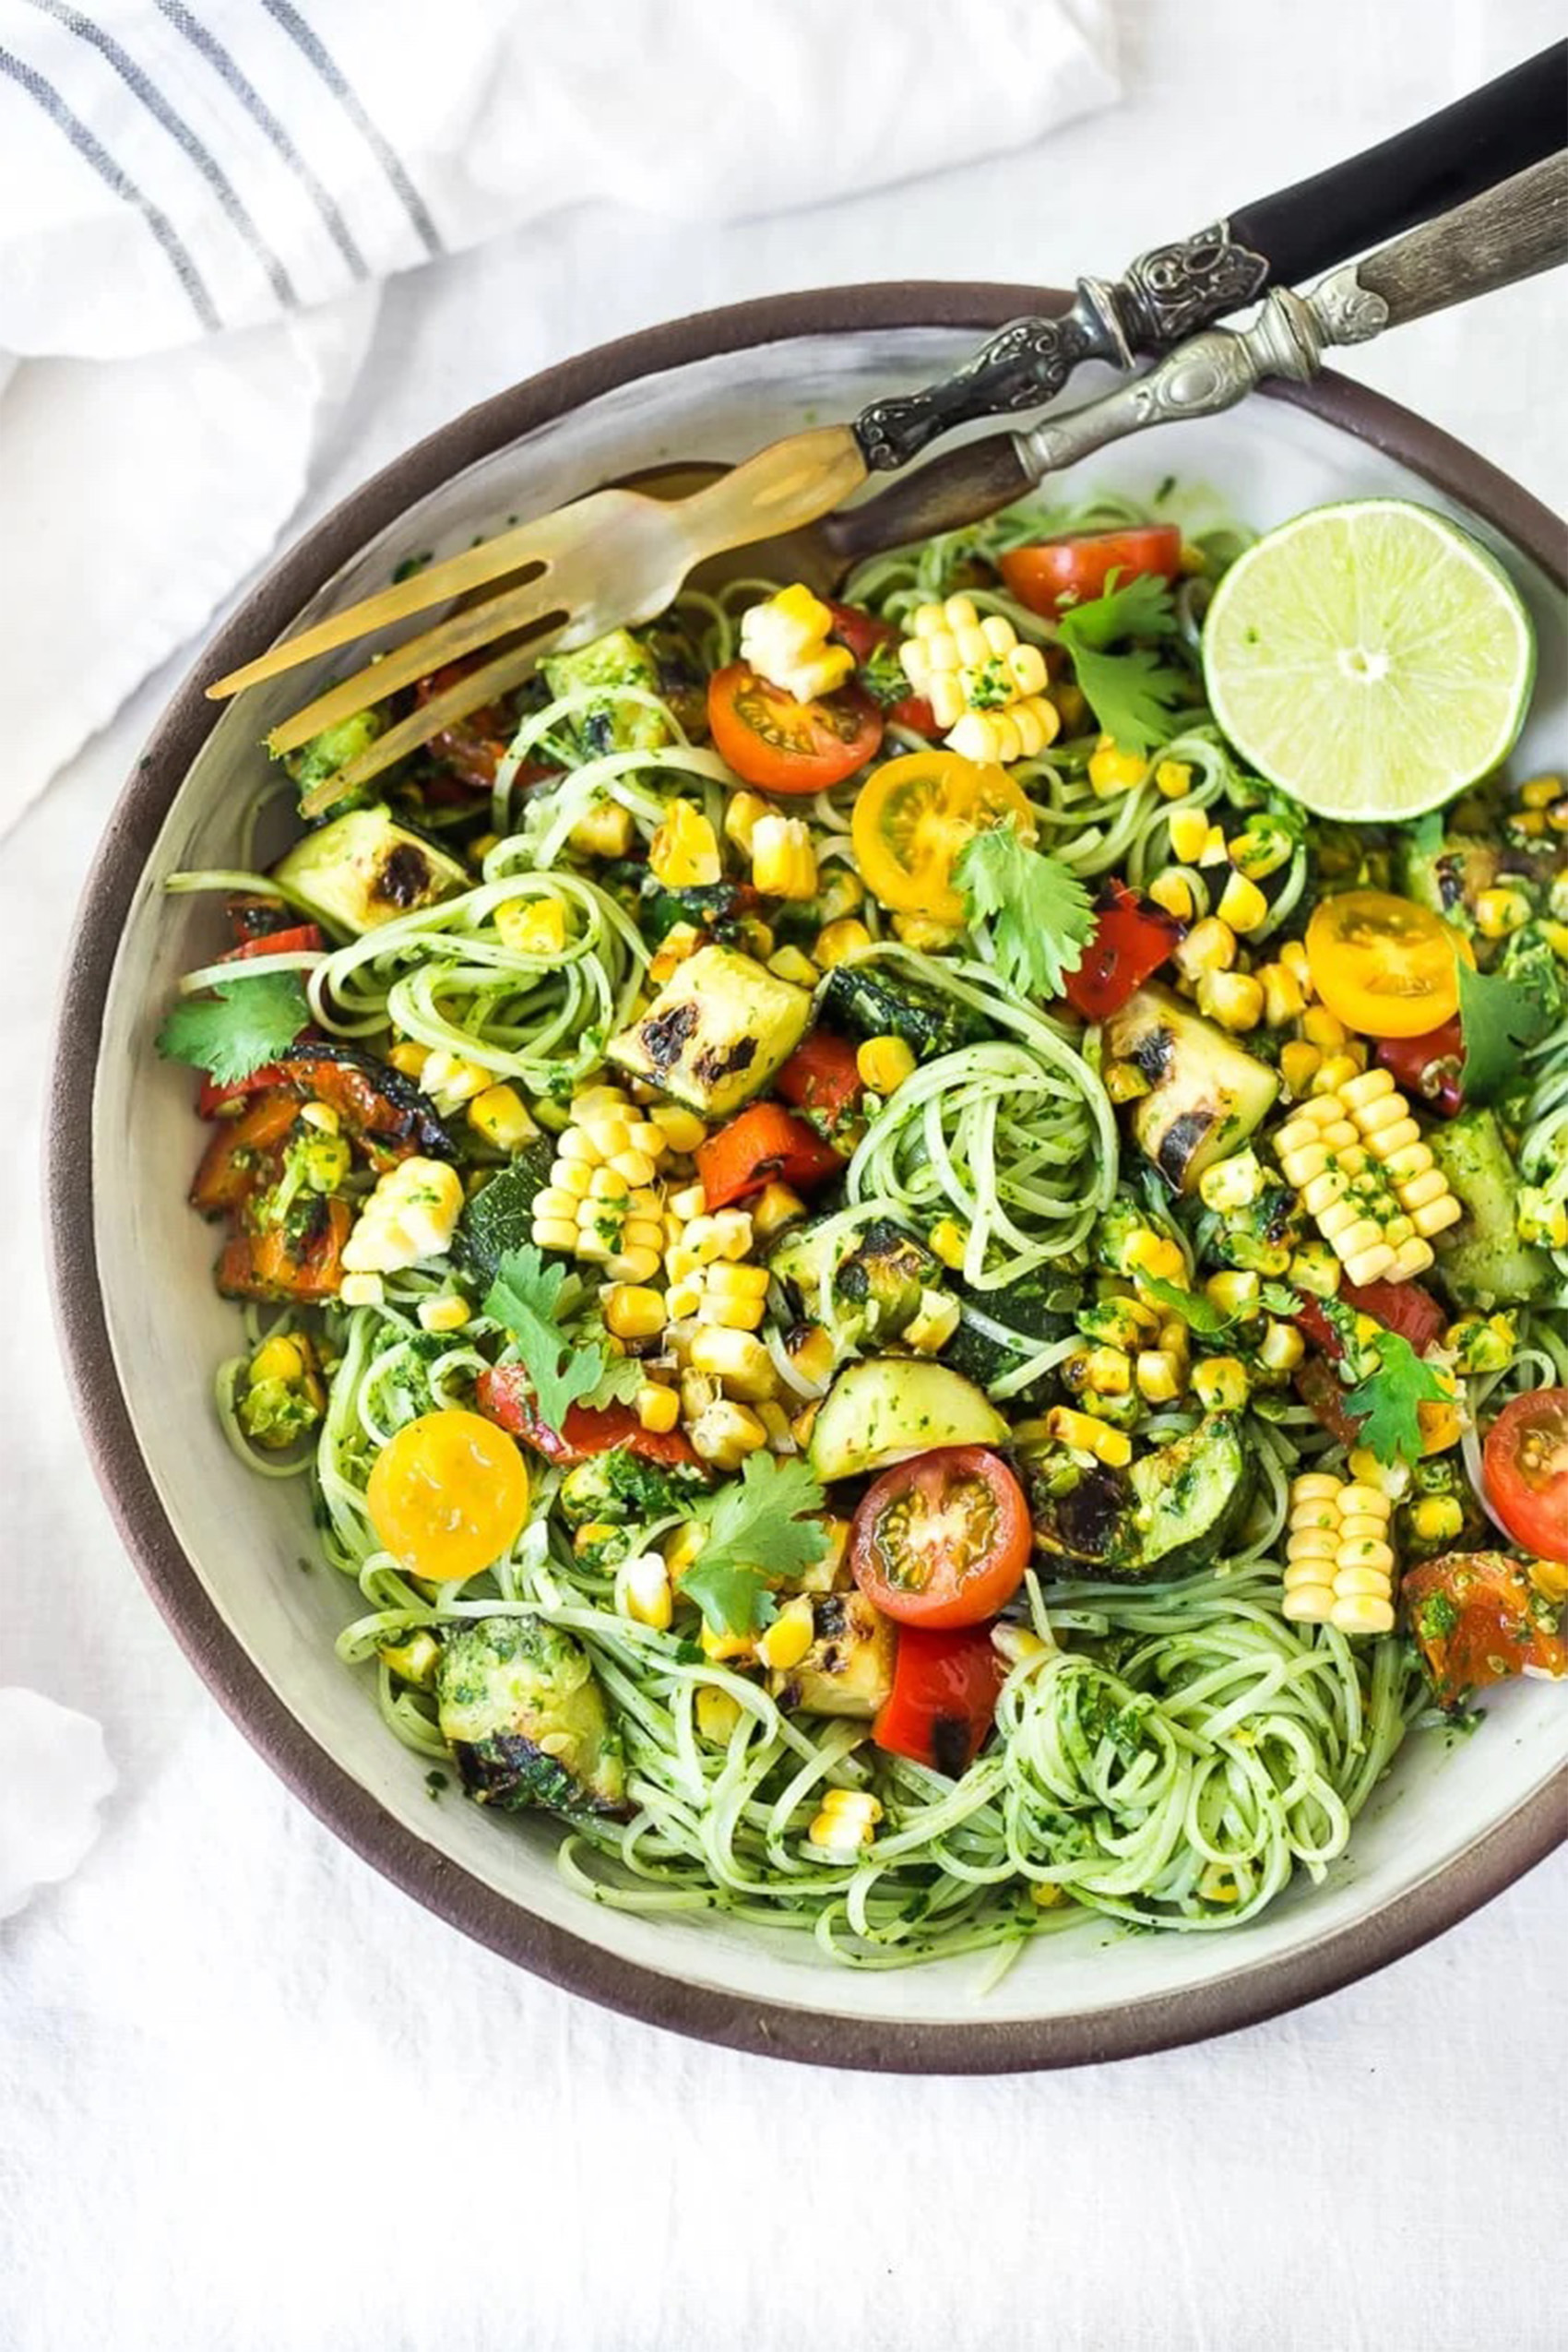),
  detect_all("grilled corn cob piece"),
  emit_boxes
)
[741,584,855,703]
[897,594,1057,766]
[1272,1067,1460,1287]
[1282,1472,1396,1636]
